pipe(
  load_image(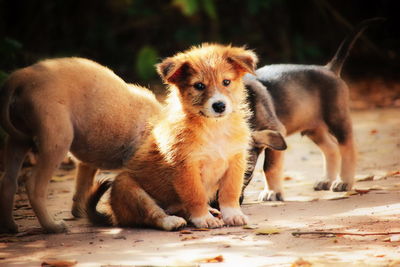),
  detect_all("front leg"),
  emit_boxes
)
[218,153,249,226]
[173,162,224,229]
